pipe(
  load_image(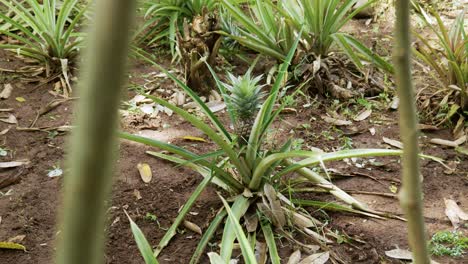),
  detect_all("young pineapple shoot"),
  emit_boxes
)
[223,71,265,145]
